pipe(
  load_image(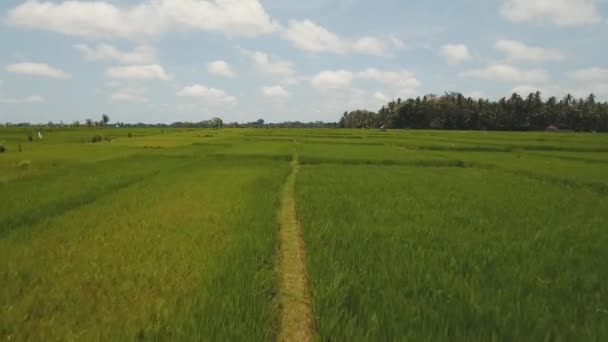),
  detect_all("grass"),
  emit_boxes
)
[1,129,289,340]
[296,165,607,340]
[1,126,607,340]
